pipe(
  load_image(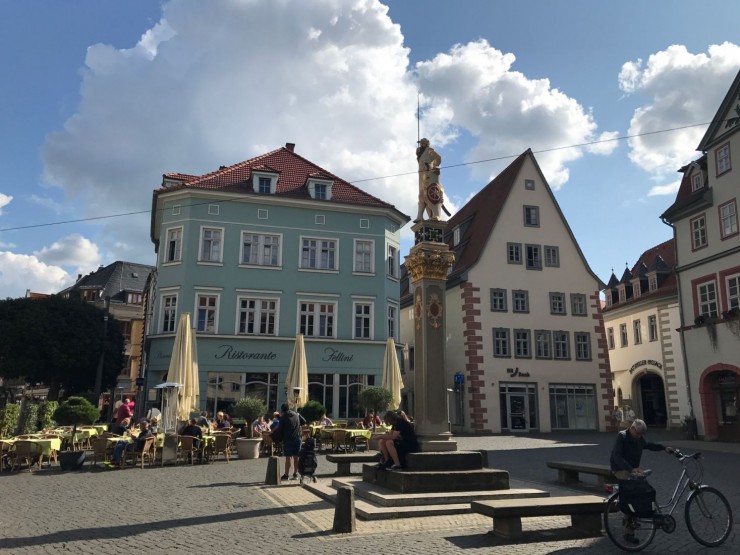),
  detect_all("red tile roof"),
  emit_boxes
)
[158,146,396,210]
